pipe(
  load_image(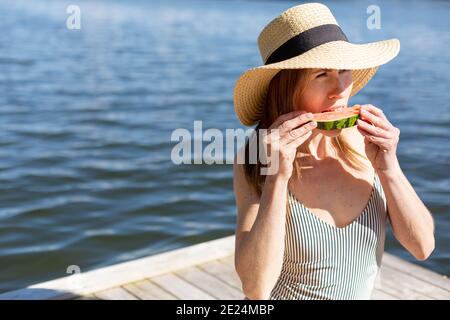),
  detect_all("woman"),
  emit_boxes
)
[232,3,435,300]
